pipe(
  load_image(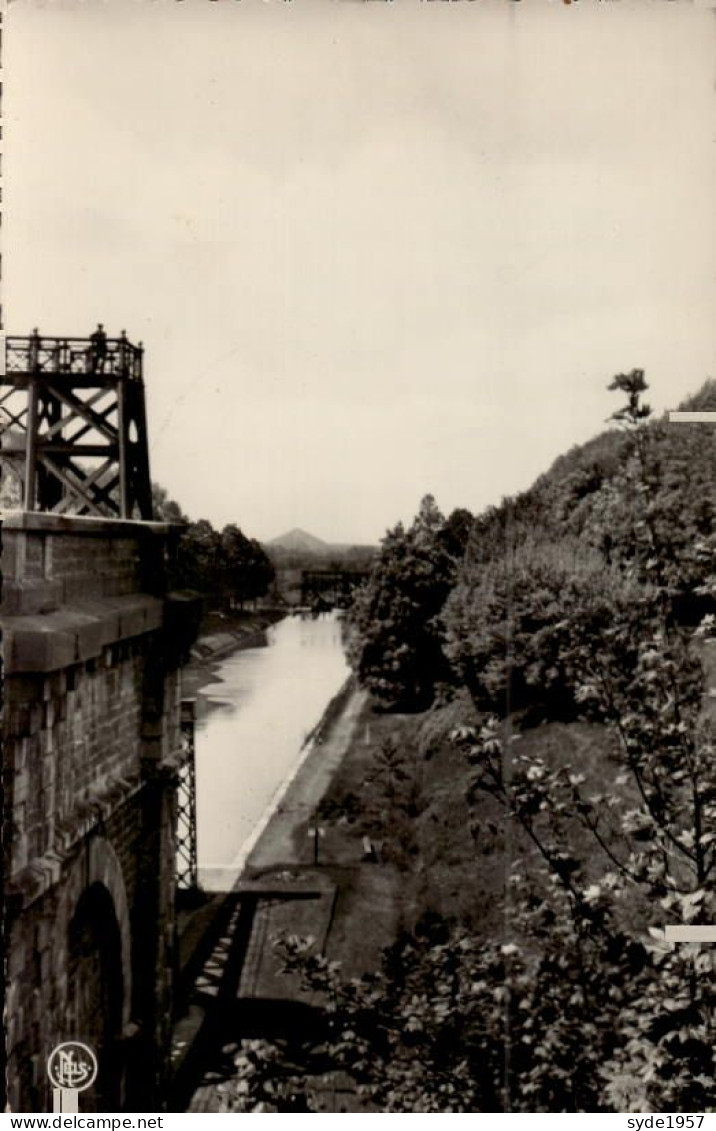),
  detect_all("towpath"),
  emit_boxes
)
[243,683,368,873]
